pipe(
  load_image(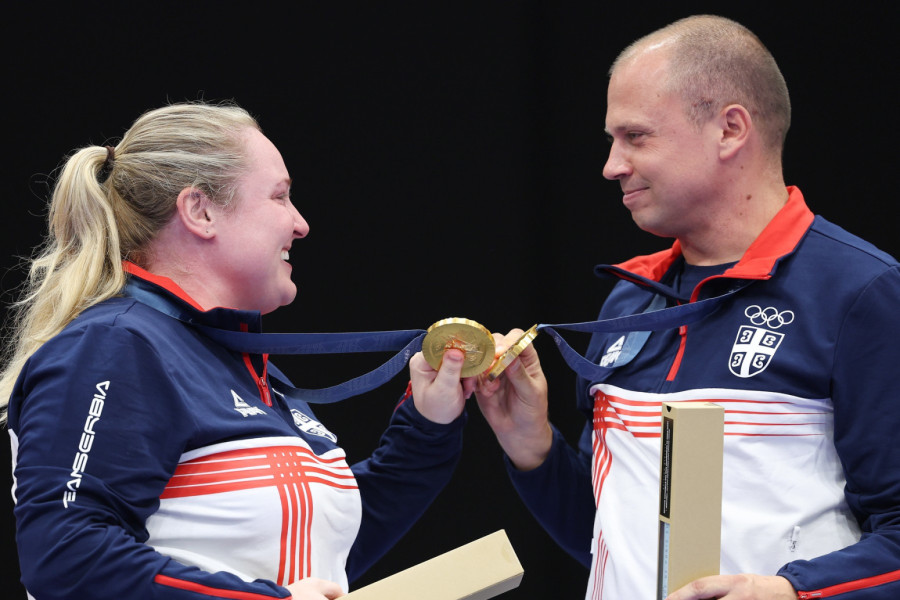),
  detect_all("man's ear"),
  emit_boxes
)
[175,187,216,239]
[718,104,752,160]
